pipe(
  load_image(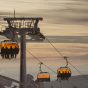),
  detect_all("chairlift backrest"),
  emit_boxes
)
[37,72,50,82]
